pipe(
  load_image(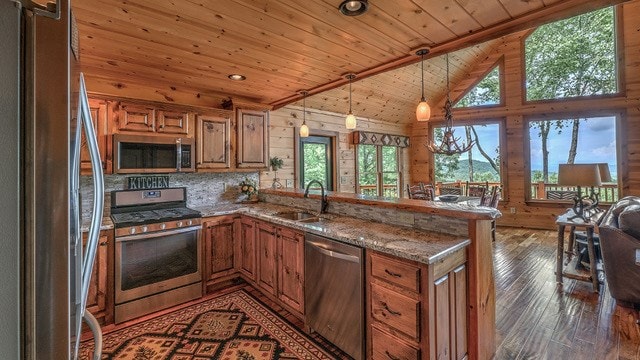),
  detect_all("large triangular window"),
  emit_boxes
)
[454,66,500,108]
